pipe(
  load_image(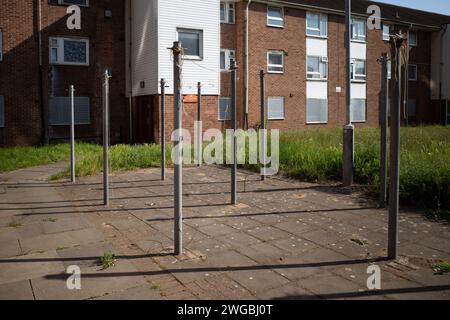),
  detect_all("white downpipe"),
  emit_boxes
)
[245,0,252,122]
